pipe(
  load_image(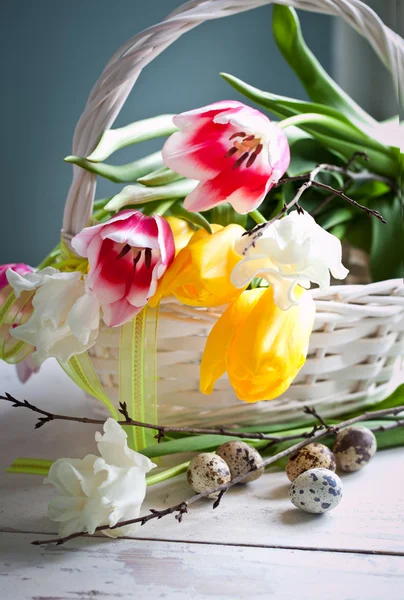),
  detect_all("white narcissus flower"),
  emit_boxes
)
[231,211,349,310]
[7,267,100,365]
[45,419,156,538]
